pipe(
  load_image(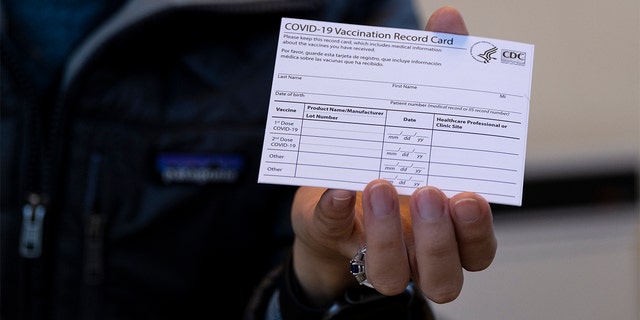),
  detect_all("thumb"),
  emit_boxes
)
[292,187,359,251]
[425,6,469,35]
